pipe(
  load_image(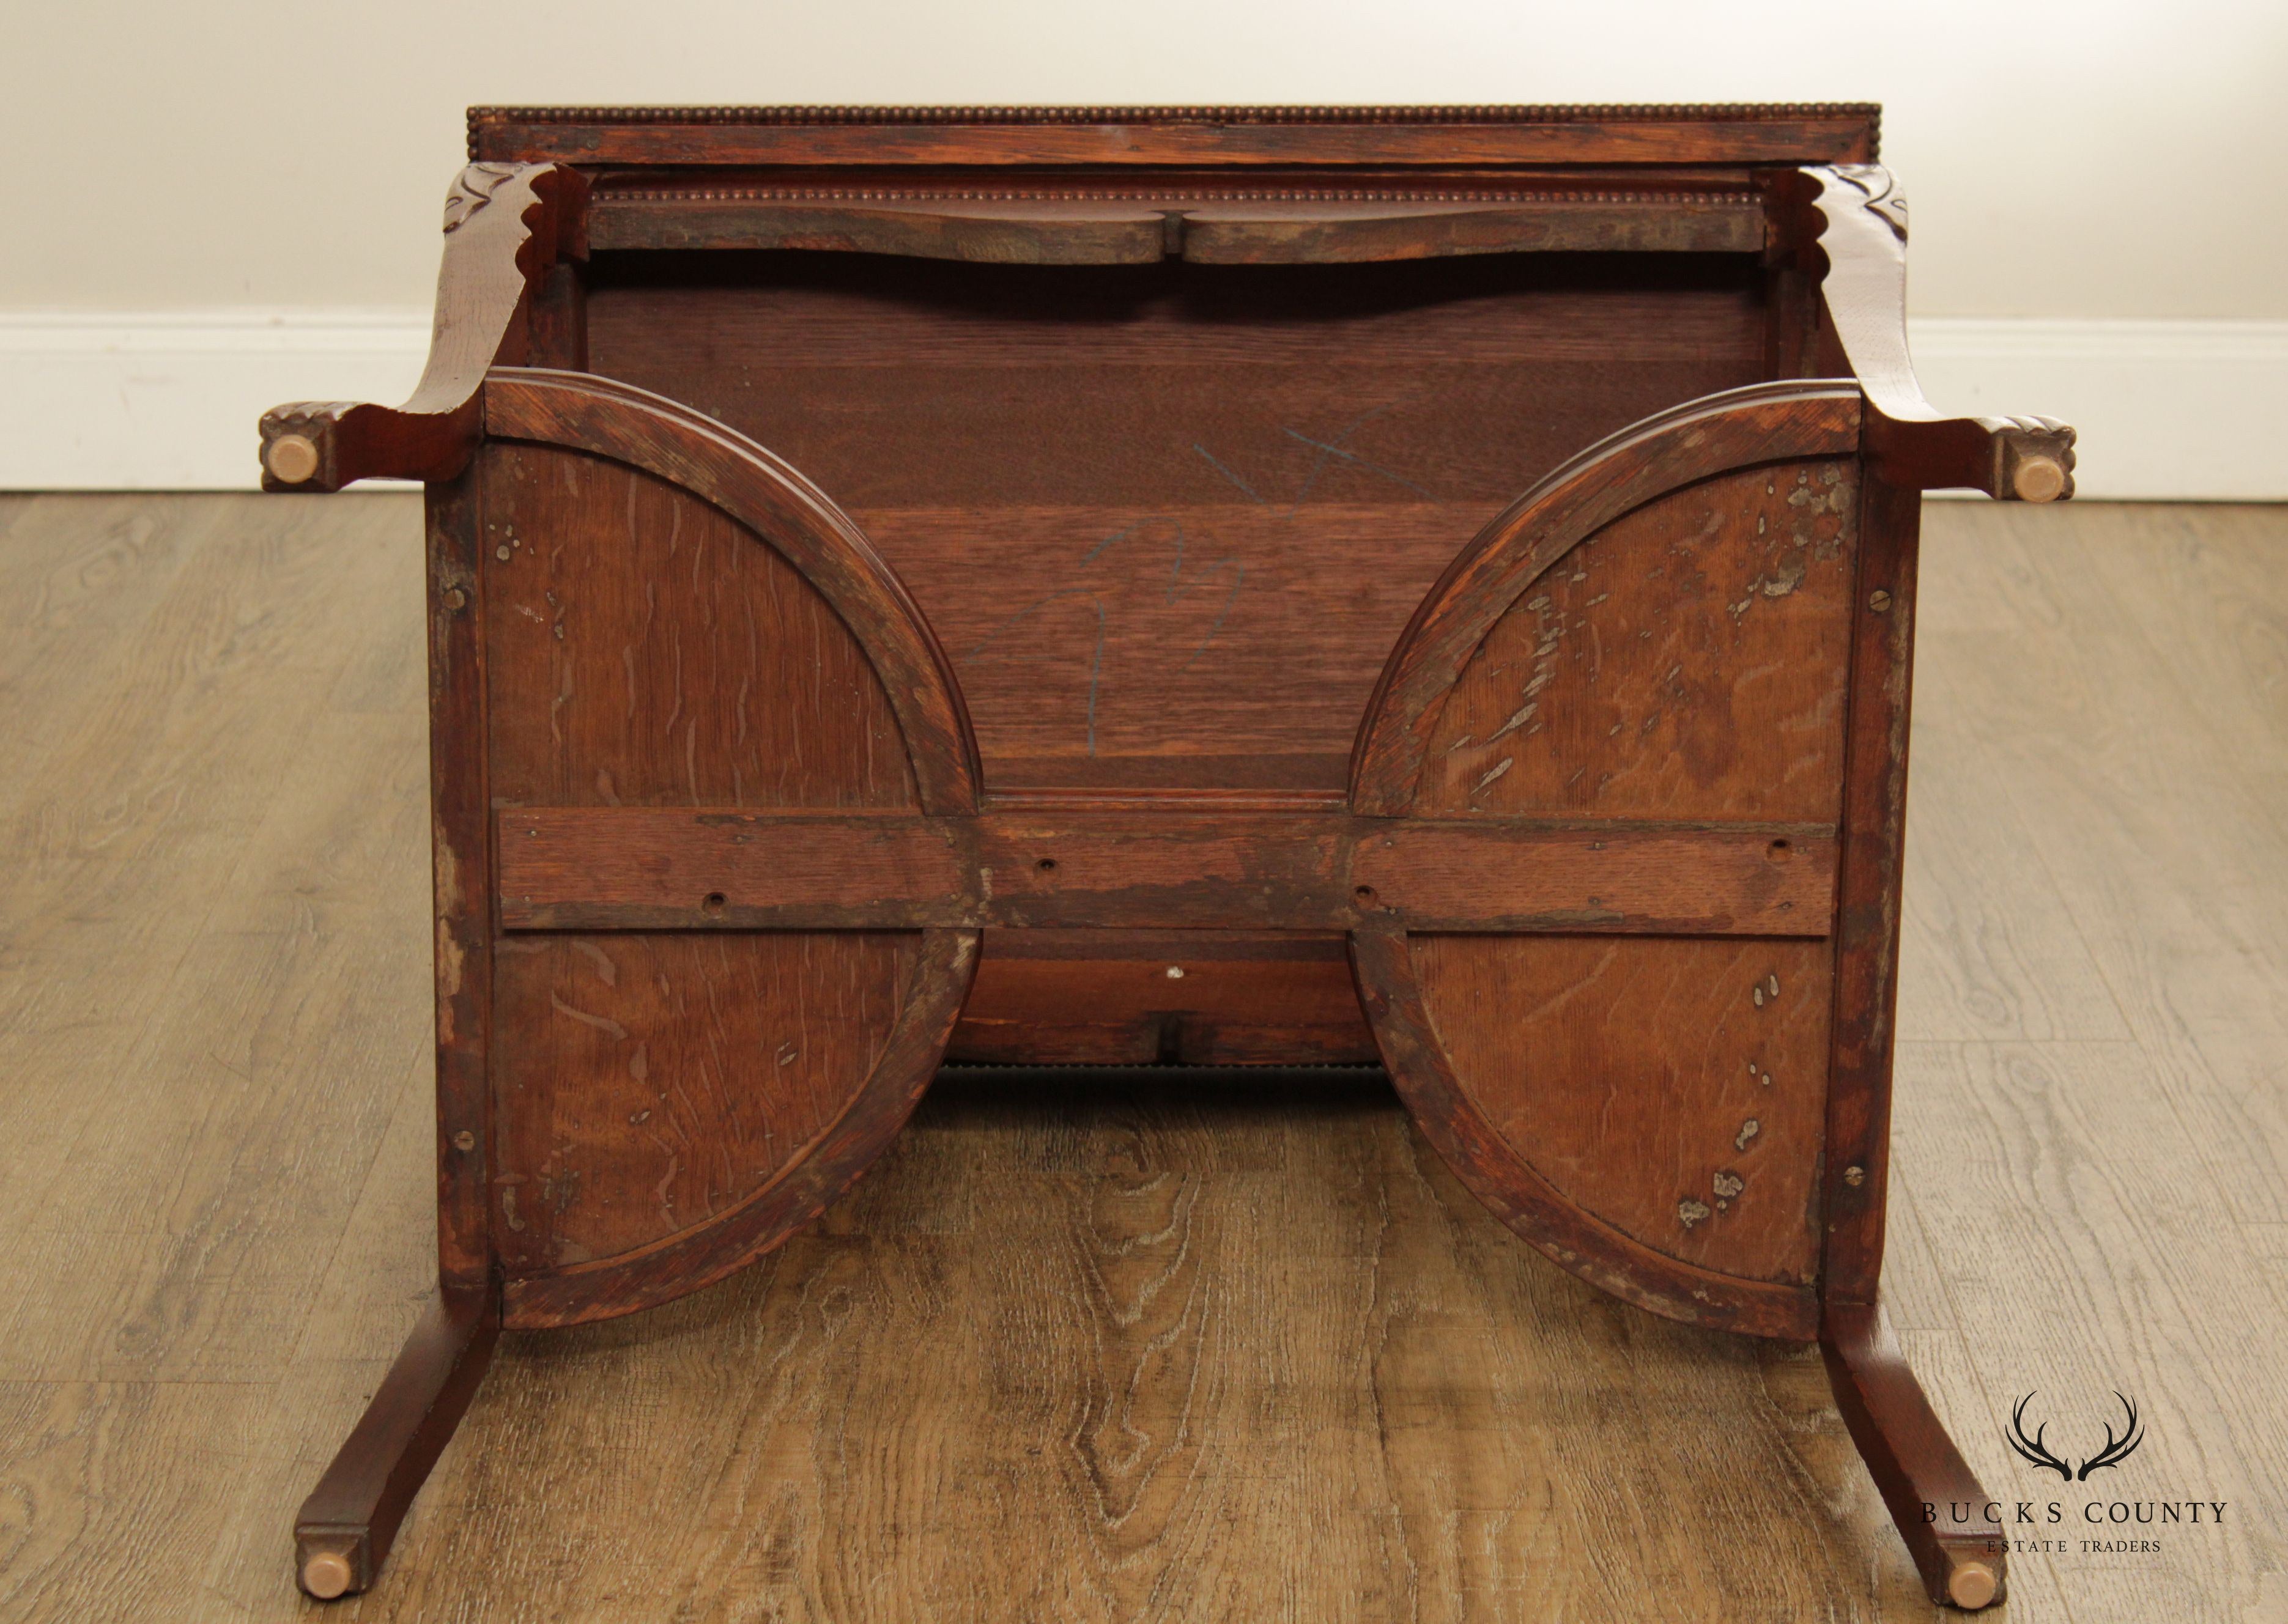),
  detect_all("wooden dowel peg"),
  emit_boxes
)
[265,433,321,485]
[299,1545,355,1600]
[2010,454,2067,503]
[1949,1558,2000,1610]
